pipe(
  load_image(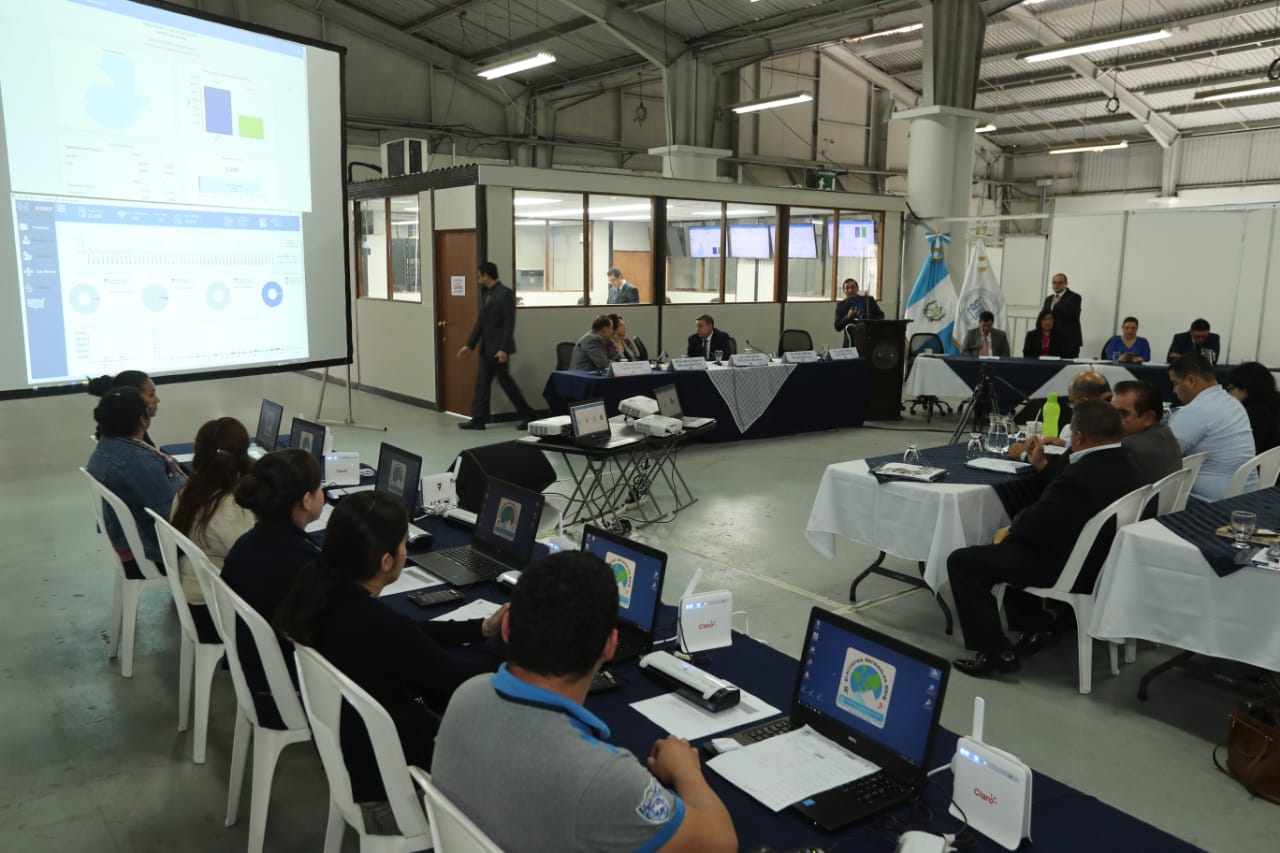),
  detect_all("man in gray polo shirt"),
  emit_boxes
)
[432,552,737,853]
